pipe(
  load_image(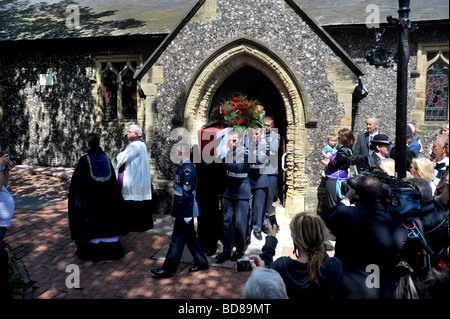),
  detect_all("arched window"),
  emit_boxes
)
[120,65,138,120]
[101,62,119,121]
[96,57,139,124]
[425,51,449,122]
